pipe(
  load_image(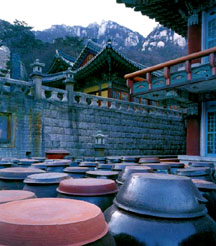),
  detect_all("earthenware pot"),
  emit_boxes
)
[84,157,96,162]
[0,161,14,169]
[106,157,121,163]
[31,163,47,170]
[112,163,137,172]
[104,173,216,245]
[116,166,153,186]
[57,178,118,211]
[161,162,185,174]
[45,149,69,159]
[23,172,70,198]
[97,163,115,171]
[192,179,216,221]
[0,167,45,190]
[18,158,39,167]
[0,190,36,204]
[95,157,106,164]
[64,167,90,178]
[140,163,171,174]
[86,171,119,180]
[139,157,160,163]
[190,162,215,180]
[79,161,98,170]
[0,198,115,245]
[177,167,213,181]
[46,160,71,172]
[121,156,139,163]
